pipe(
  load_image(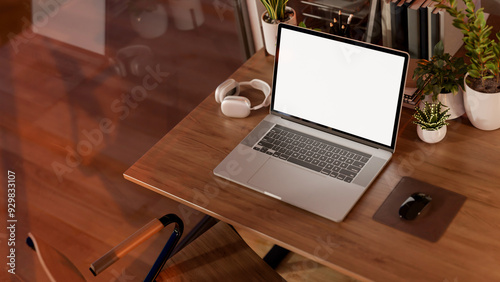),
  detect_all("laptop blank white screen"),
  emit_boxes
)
[272,26,407,148]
